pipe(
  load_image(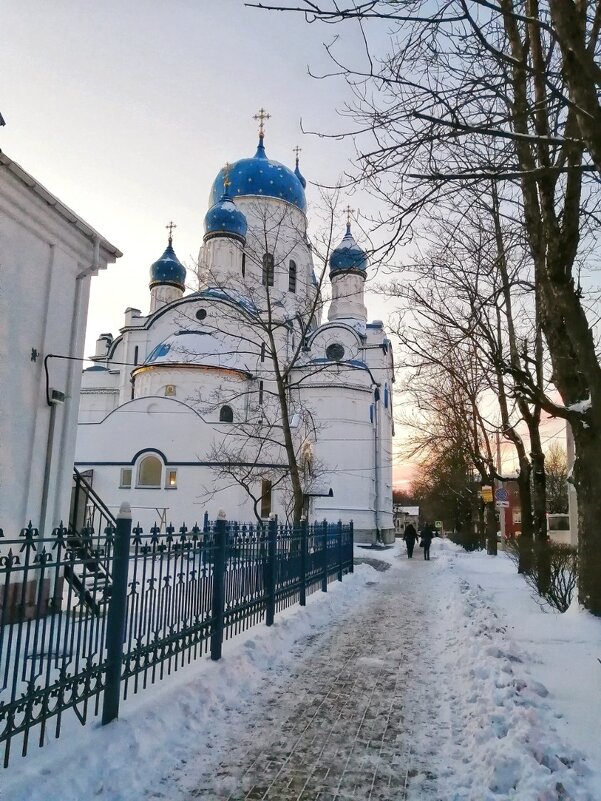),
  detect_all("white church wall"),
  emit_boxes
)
[233,198,313,318]
[329,272,367,322]
[76,396,291,528]
[133,366,249,420]
[301,385,379,533]
[79,373,121,422]
[0,154,119,536]
[307,325,363,364]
